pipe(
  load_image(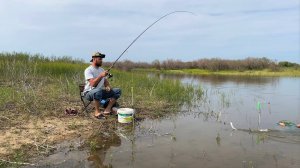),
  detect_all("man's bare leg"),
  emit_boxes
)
[94,100,101,117]
[104,98,116,114]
